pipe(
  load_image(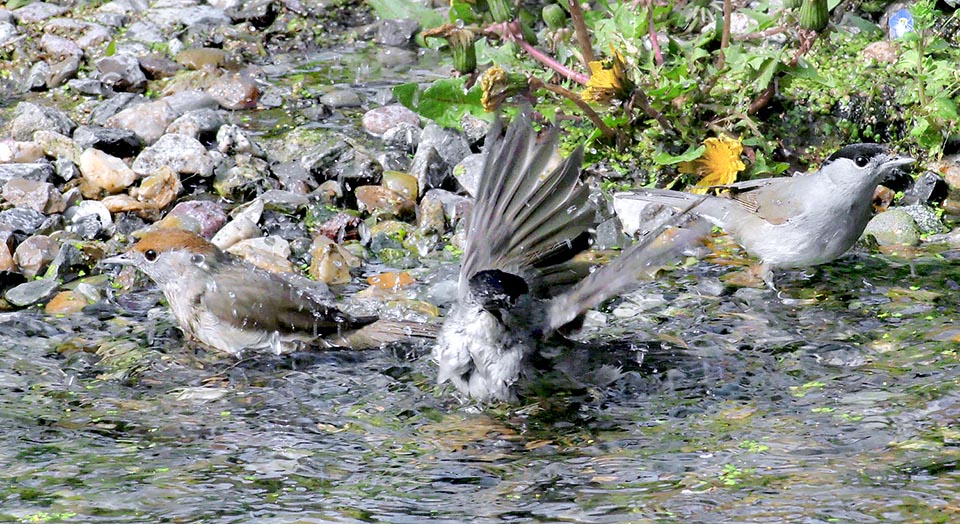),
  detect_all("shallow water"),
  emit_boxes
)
[3,246,959,523]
